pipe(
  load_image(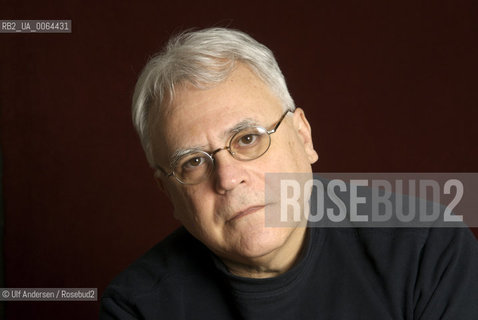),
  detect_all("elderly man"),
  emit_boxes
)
[100,28,478,319]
